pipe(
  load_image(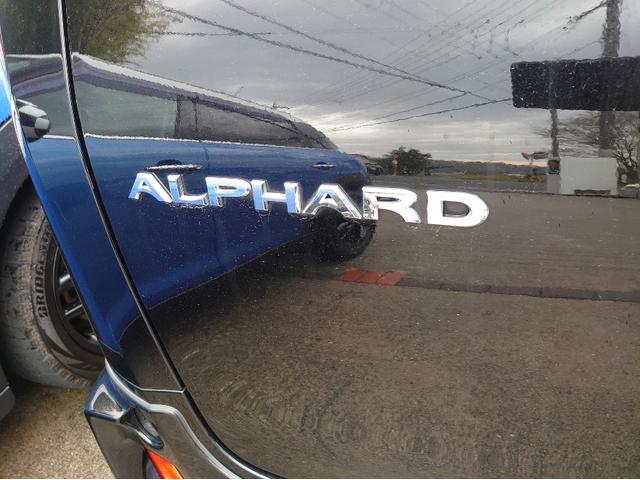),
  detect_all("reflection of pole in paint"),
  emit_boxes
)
[521,152,536,182]
[637,112,640,164]
[550,108,559,158]
[548,108,561,174]
[602,0,622,57]
[599,113,615,151]
[599,0,622,151]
